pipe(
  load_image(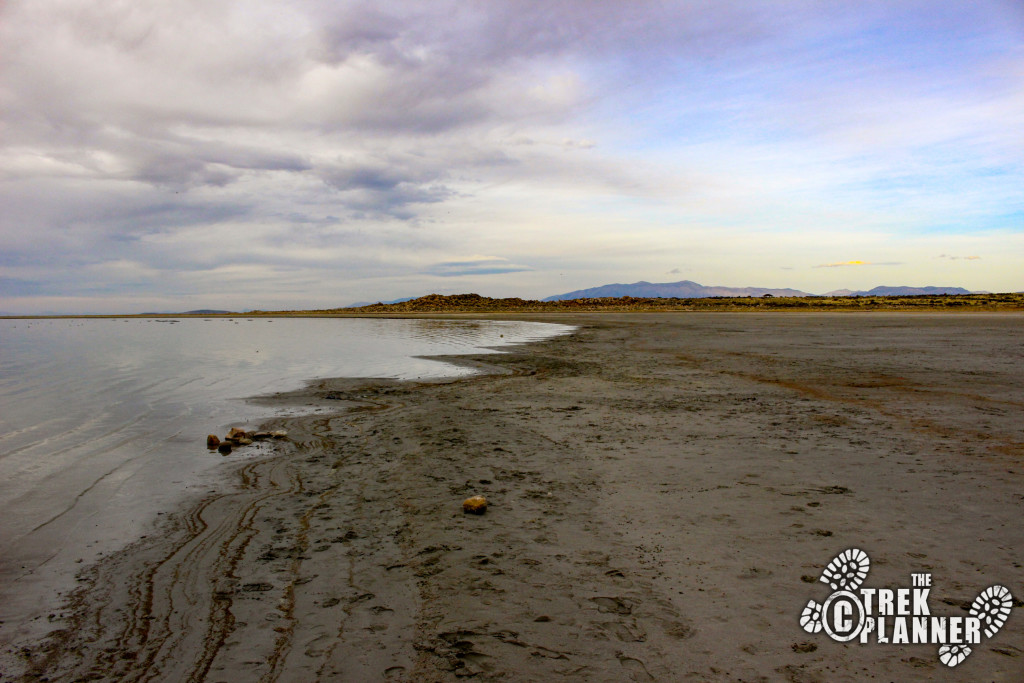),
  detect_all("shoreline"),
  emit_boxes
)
[5,308,1024,321]
[4,289,1024,320]
[5,312,1023,681]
